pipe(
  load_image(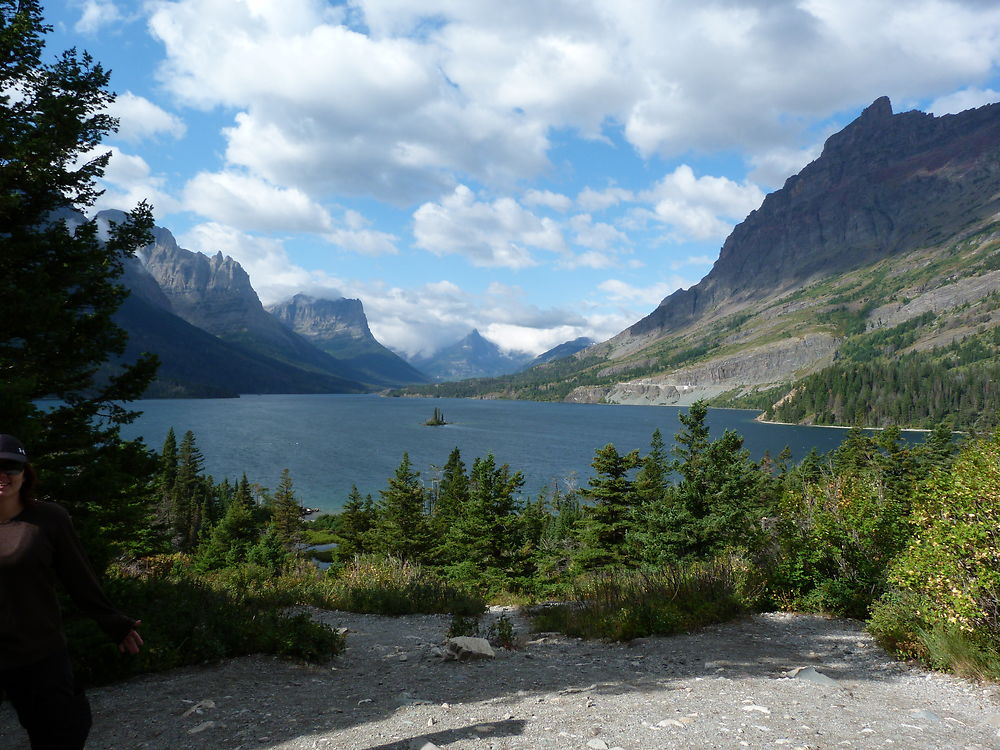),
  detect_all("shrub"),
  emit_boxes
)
[531,555,756,641]
[63,559,343,685]
[870,434,1000,674]
[324,555,485,616]
[768,471,913,618]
